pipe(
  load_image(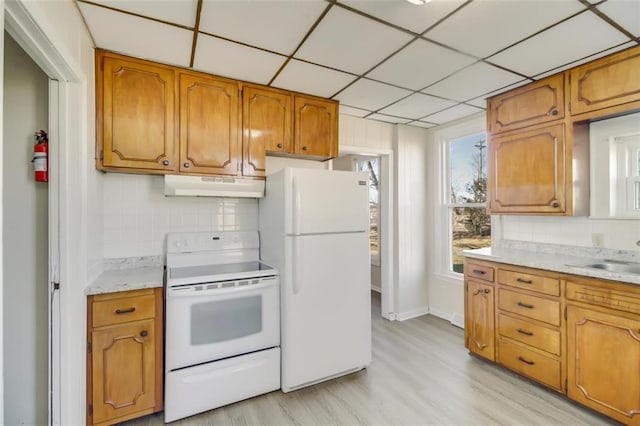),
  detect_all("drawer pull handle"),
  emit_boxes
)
[472,288,491,296]
[518,356,535,366]
[472,269,486,275]
[516,278,533,284]
[140,330,148,337]
[517,328,534,336]
[517,302,534,309]
[115,307,136,315]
